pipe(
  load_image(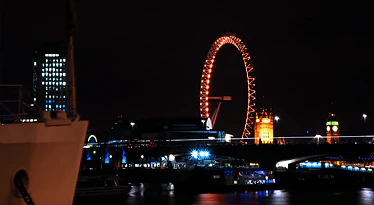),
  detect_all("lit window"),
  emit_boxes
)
[62,82,66,85]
